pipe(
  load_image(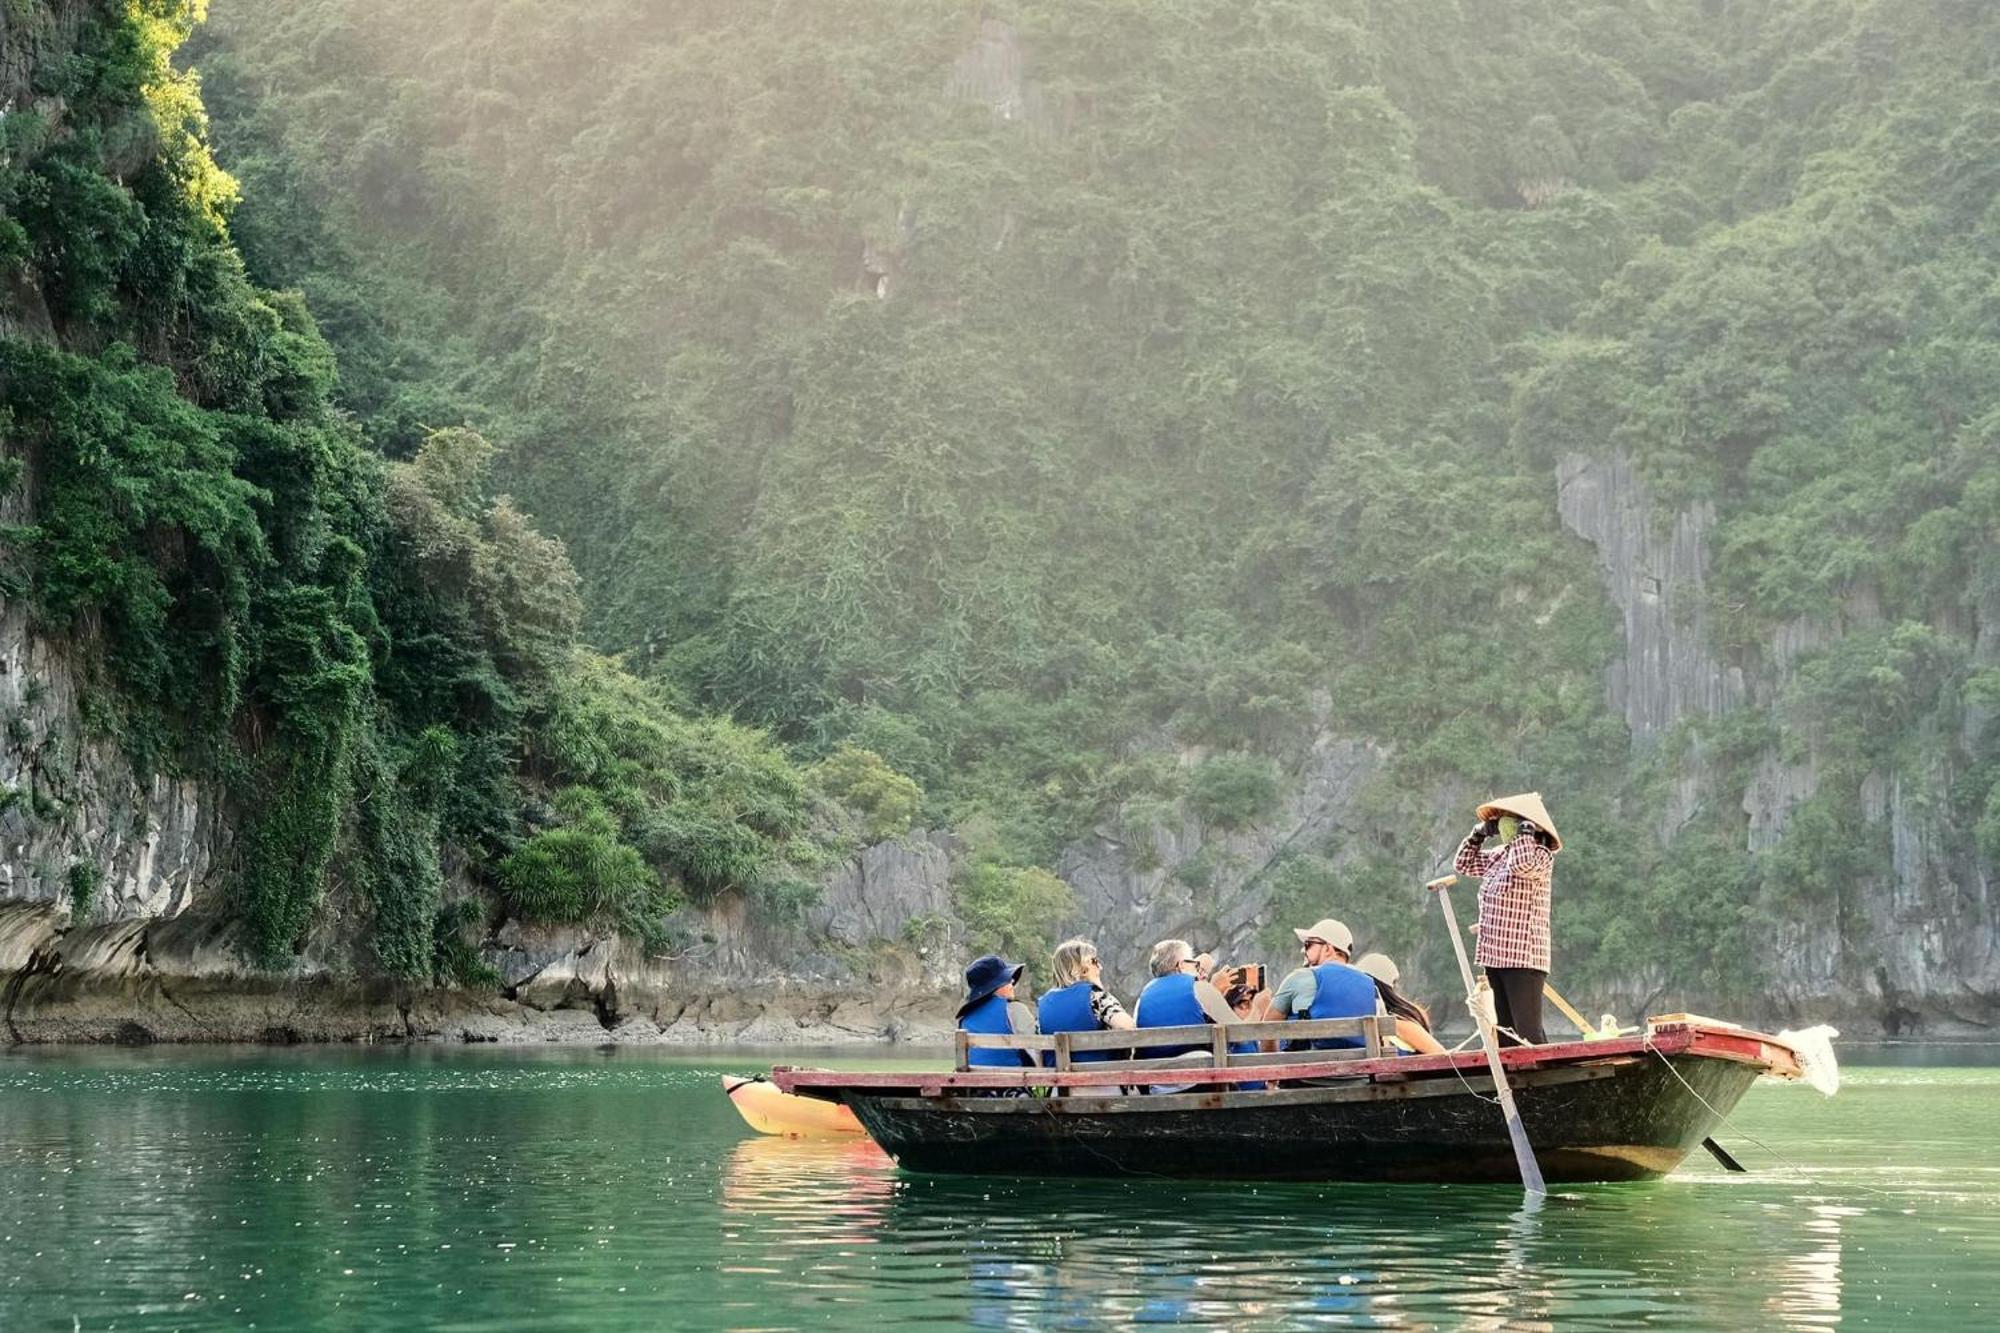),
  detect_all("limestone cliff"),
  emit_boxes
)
[1556,451,1996,1033]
